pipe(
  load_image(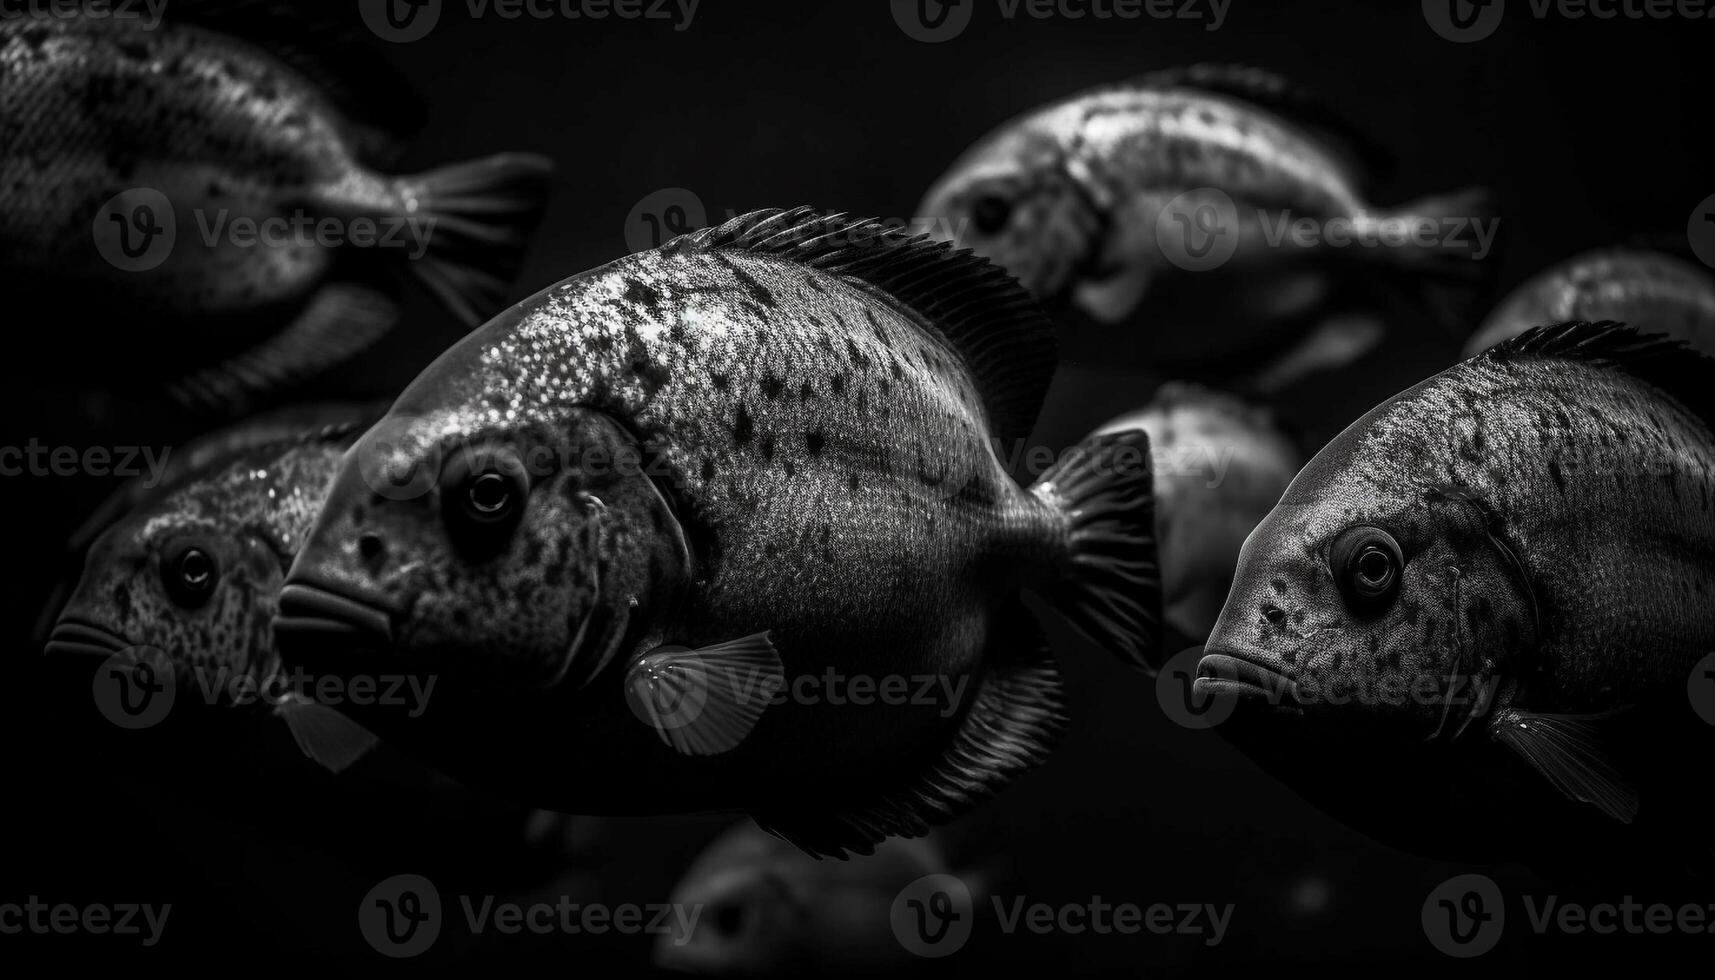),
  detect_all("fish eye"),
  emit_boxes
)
[1329,525,1404,612]
[969,194,1013,236]
[441,447,530,553]
[162,544,219,608]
